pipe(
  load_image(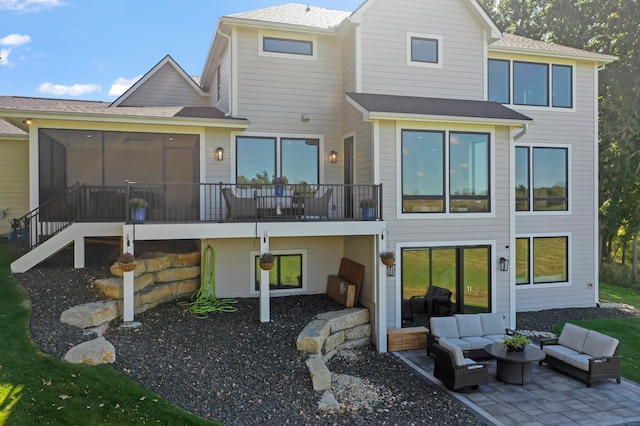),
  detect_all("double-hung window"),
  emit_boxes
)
[402,130,490,213]
[236,136,319,185]
[516,236,569,285]
[488,59,573,108]
[516,146,568,211]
